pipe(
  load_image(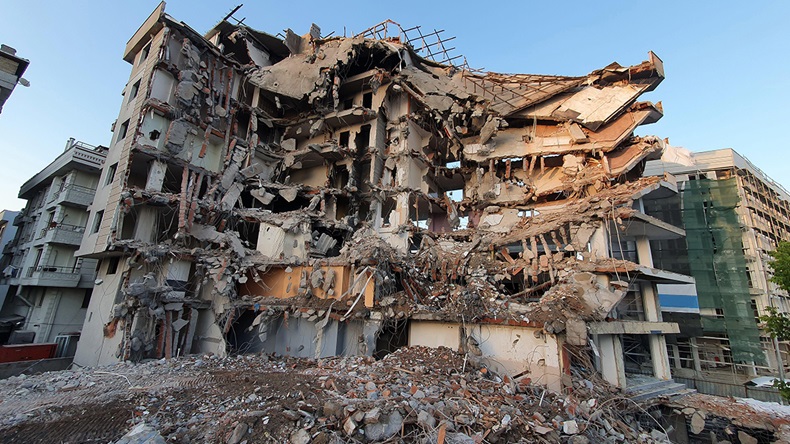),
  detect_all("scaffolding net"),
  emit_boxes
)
[682,177,765,364]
